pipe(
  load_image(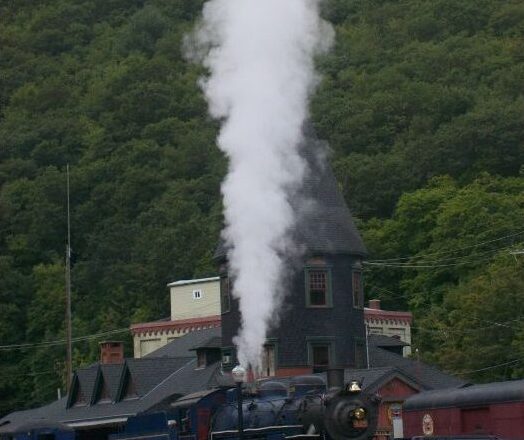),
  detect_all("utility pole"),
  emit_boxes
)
[65,164,72,392]
[365,322,370,369]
